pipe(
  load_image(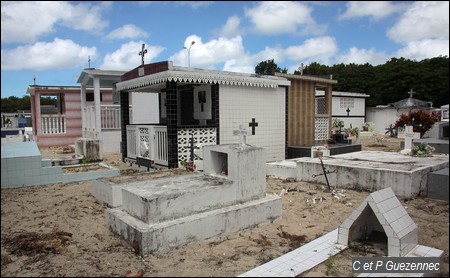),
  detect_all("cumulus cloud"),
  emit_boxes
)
[337,47,391,65]
[285,36,338,62]
[387,1,449,43]
[219,16,242,38]
[169,35,246,69]
[339,1,408,20]
[395,38,449,61]
[245,1,324,35]
[100,41,165,70]
[1,1,108,43]
[1,38,97,70]
[106,24,149,40]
